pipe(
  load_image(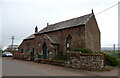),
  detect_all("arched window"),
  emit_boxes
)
[66,34,72,51]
